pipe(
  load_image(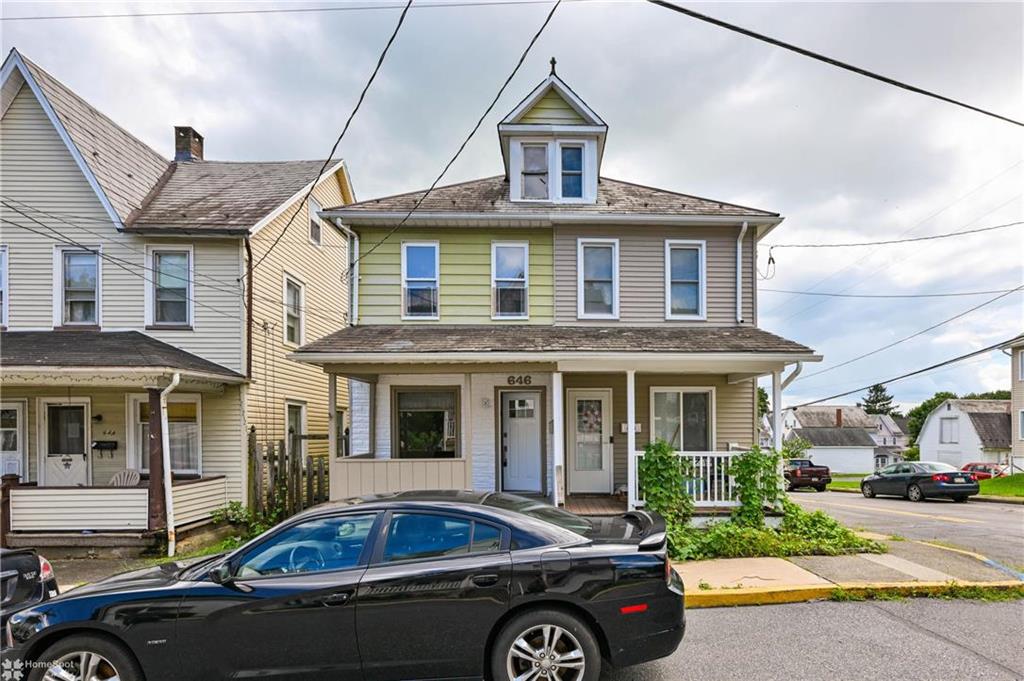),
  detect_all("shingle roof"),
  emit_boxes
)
[0,330,243,379]
[295,324,815,356]
[18,52,169,222]
[790,405,875,429]
[790,427,876,448]
[965,412,1011,450]
[128,159,334,233]
[327,175,777,219]
[949,399,1011,414]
